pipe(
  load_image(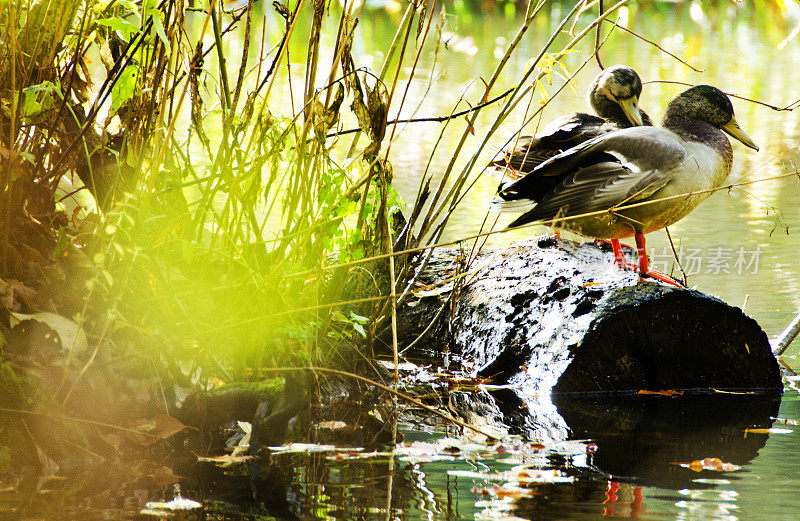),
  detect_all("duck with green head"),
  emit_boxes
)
[490,65,652,176]
[497,85,759,284]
